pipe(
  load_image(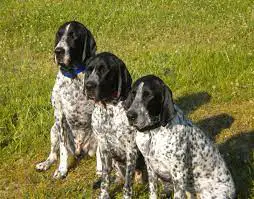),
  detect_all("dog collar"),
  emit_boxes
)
[60,64,86,78]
